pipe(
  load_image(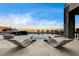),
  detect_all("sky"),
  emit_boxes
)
[75,15,79,28]
[0,3,66,29]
